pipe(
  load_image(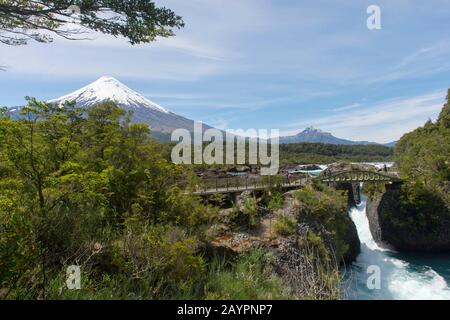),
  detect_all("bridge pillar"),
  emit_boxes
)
[386,181,402,191]
[353,183,361,205]
[336,183,359,208]
[231,192,239,204]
